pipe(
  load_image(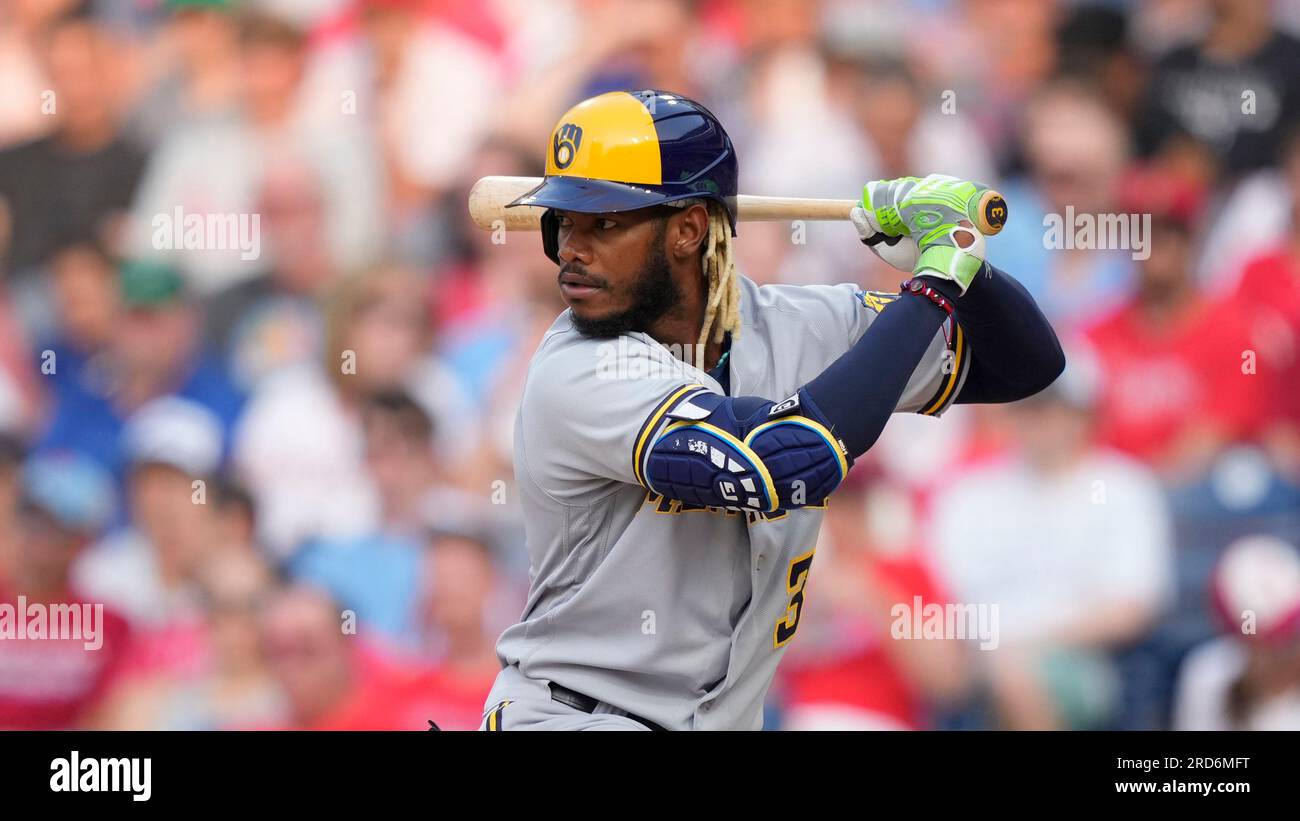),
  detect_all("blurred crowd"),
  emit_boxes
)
[1,0,1299,731]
